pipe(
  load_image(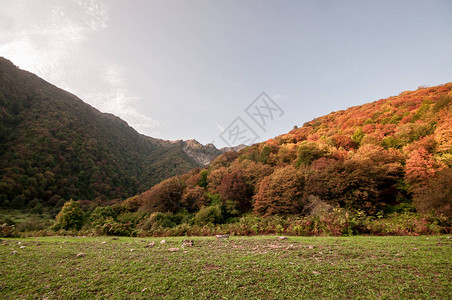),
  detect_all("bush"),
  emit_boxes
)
[100,219,135,236]
[16,216,51,232]
[194,205,223,225]
[51,200,85,231]
[89,206,117,226]
[0,223,18,237]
